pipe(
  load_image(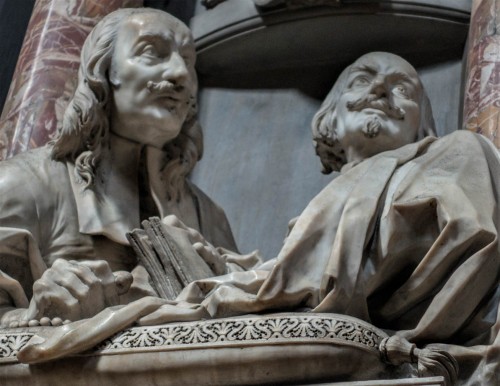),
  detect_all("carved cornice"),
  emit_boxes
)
[202,0,341,10]
[192,0,469,88]
[255,0,341,8]
[0,313,387,363]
